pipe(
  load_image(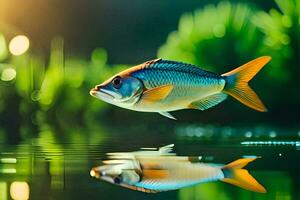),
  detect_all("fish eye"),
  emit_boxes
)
[113,176,122,184]
[112,76,122,89]
[100,171,106,176]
